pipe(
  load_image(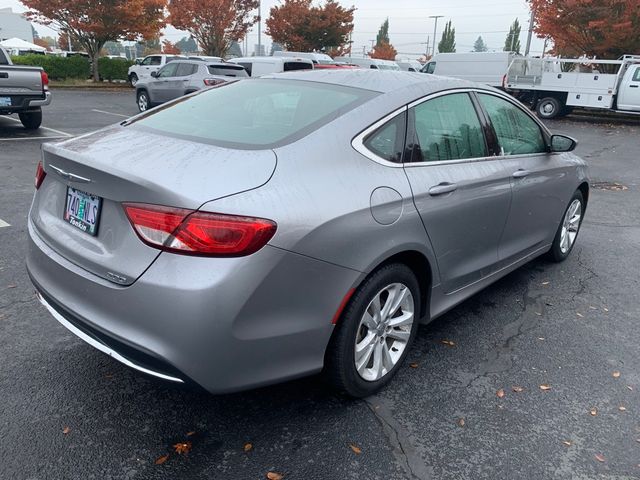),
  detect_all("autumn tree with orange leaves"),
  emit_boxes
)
[266,0,355,55]
[24,0,166,81]
[370,42,397,61]
[162,40,181,54]
[528,0,640,59]
[168,0,259,57]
